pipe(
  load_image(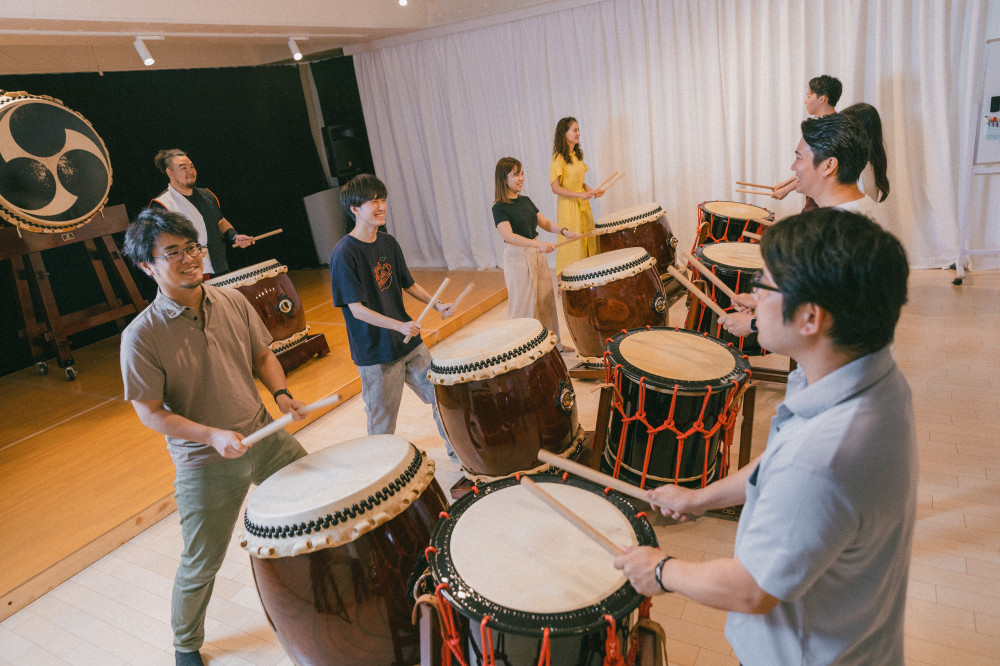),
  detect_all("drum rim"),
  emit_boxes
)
[594,202,663,230]
[605,327,751,391]
[558,247,654,285]
[428,474,656,637]
[0,92,113,233]
[694,242,764,273]
[205,259,286,287]
[428,318,551,381]
[698,200,774,221]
